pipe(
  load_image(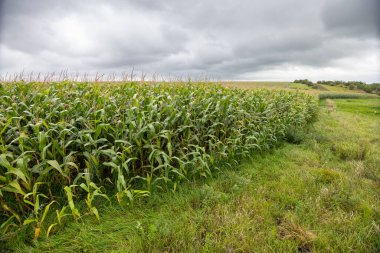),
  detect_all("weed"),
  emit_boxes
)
[314,168,341,184]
